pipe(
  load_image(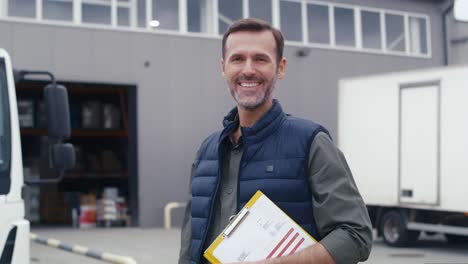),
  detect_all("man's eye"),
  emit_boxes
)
[231,57,242,62]
[255,57,267,62]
